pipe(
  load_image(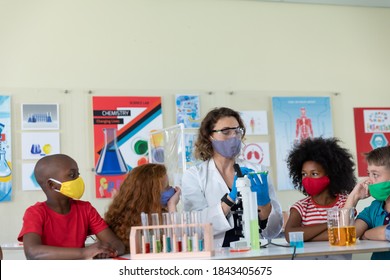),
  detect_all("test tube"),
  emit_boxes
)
[140,212,151,253]
[162,213,172,253]
[151,213,162,253]
[171,212,182,252]
[191,211,204,252]
[181,211,192,252]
